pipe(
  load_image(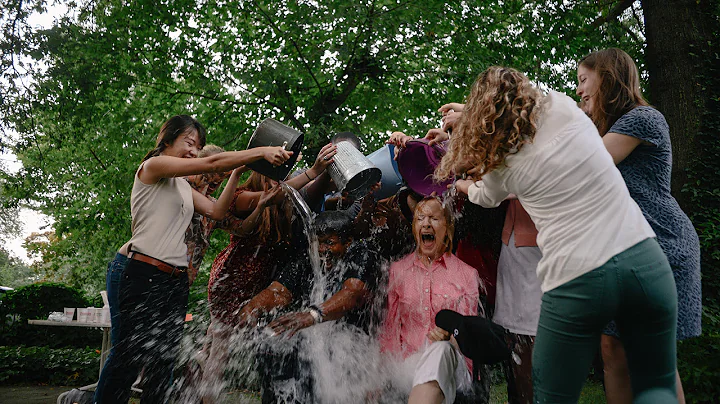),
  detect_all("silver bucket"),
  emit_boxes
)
[246,118,304,181]
[327,141,382,199]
